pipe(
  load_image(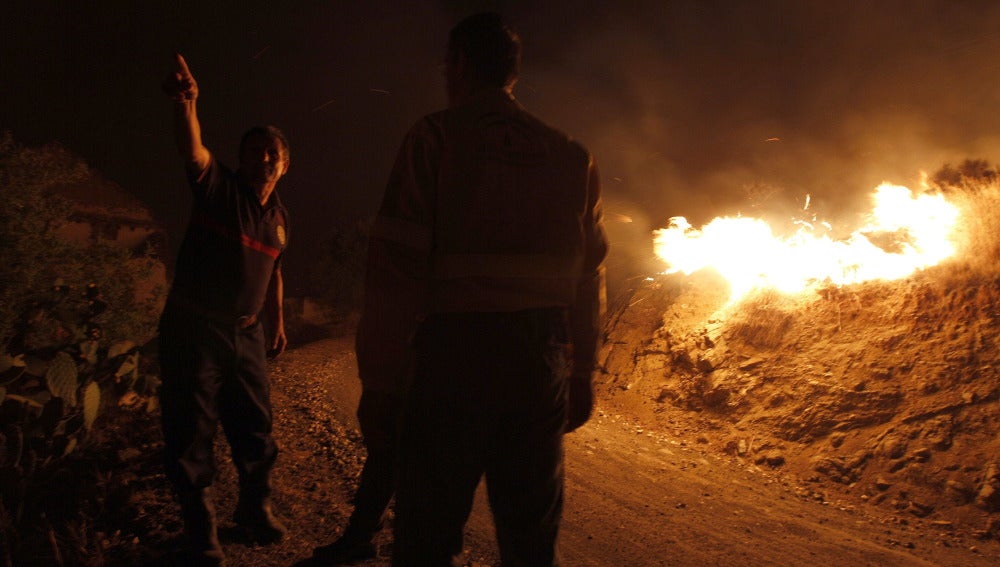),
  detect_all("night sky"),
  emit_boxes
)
[4,1,1000,297]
